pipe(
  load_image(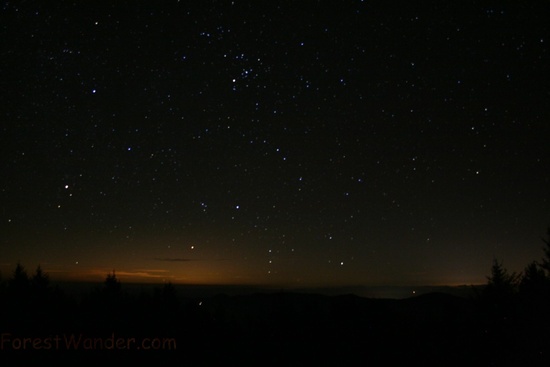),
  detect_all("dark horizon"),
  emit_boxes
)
[12,270,484,300]
[2,242,550,365]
